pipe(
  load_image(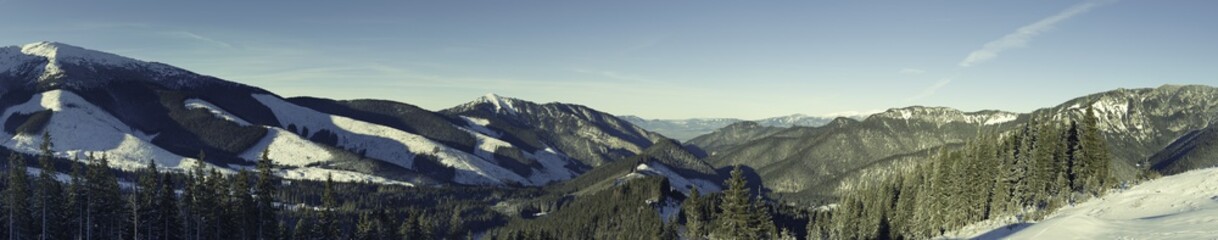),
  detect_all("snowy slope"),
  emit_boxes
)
[0,90,200,170]
[185,98,253,126]
[961,168,1218,239]
[238,127,334,167]
[253,94,531,185]
[623,162,721,196]
[276,167,413,187]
